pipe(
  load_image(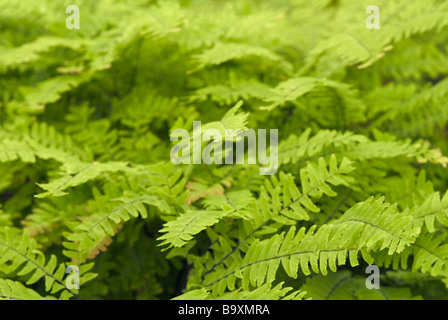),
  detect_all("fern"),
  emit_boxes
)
[64,193,170,262]
[194,197,419,295]
[412,191,448,232]
[159,210,233,249]
[0,228,96,300]
[1,0,448,301]
[0,279,56,300]
[36,161,129,198]
[301,270,422,300]
[173,282,306,300]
